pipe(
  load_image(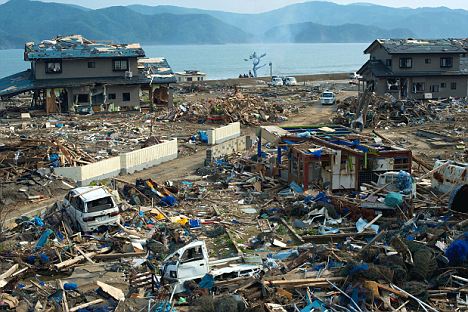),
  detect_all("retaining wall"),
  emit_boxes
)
[207,122,241,145]
[54,139,178,186]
